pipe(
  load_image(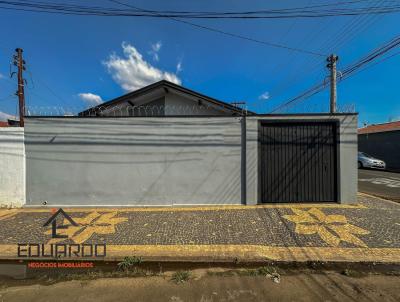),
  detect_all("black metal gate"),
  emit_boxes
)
[260,121,338,203]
